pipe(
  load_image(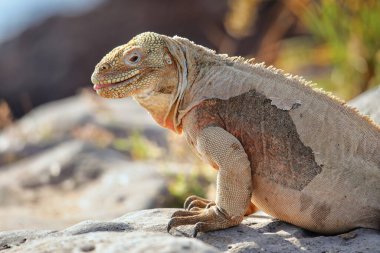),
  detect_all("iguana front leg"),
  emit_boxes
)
[167,127,253,236]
